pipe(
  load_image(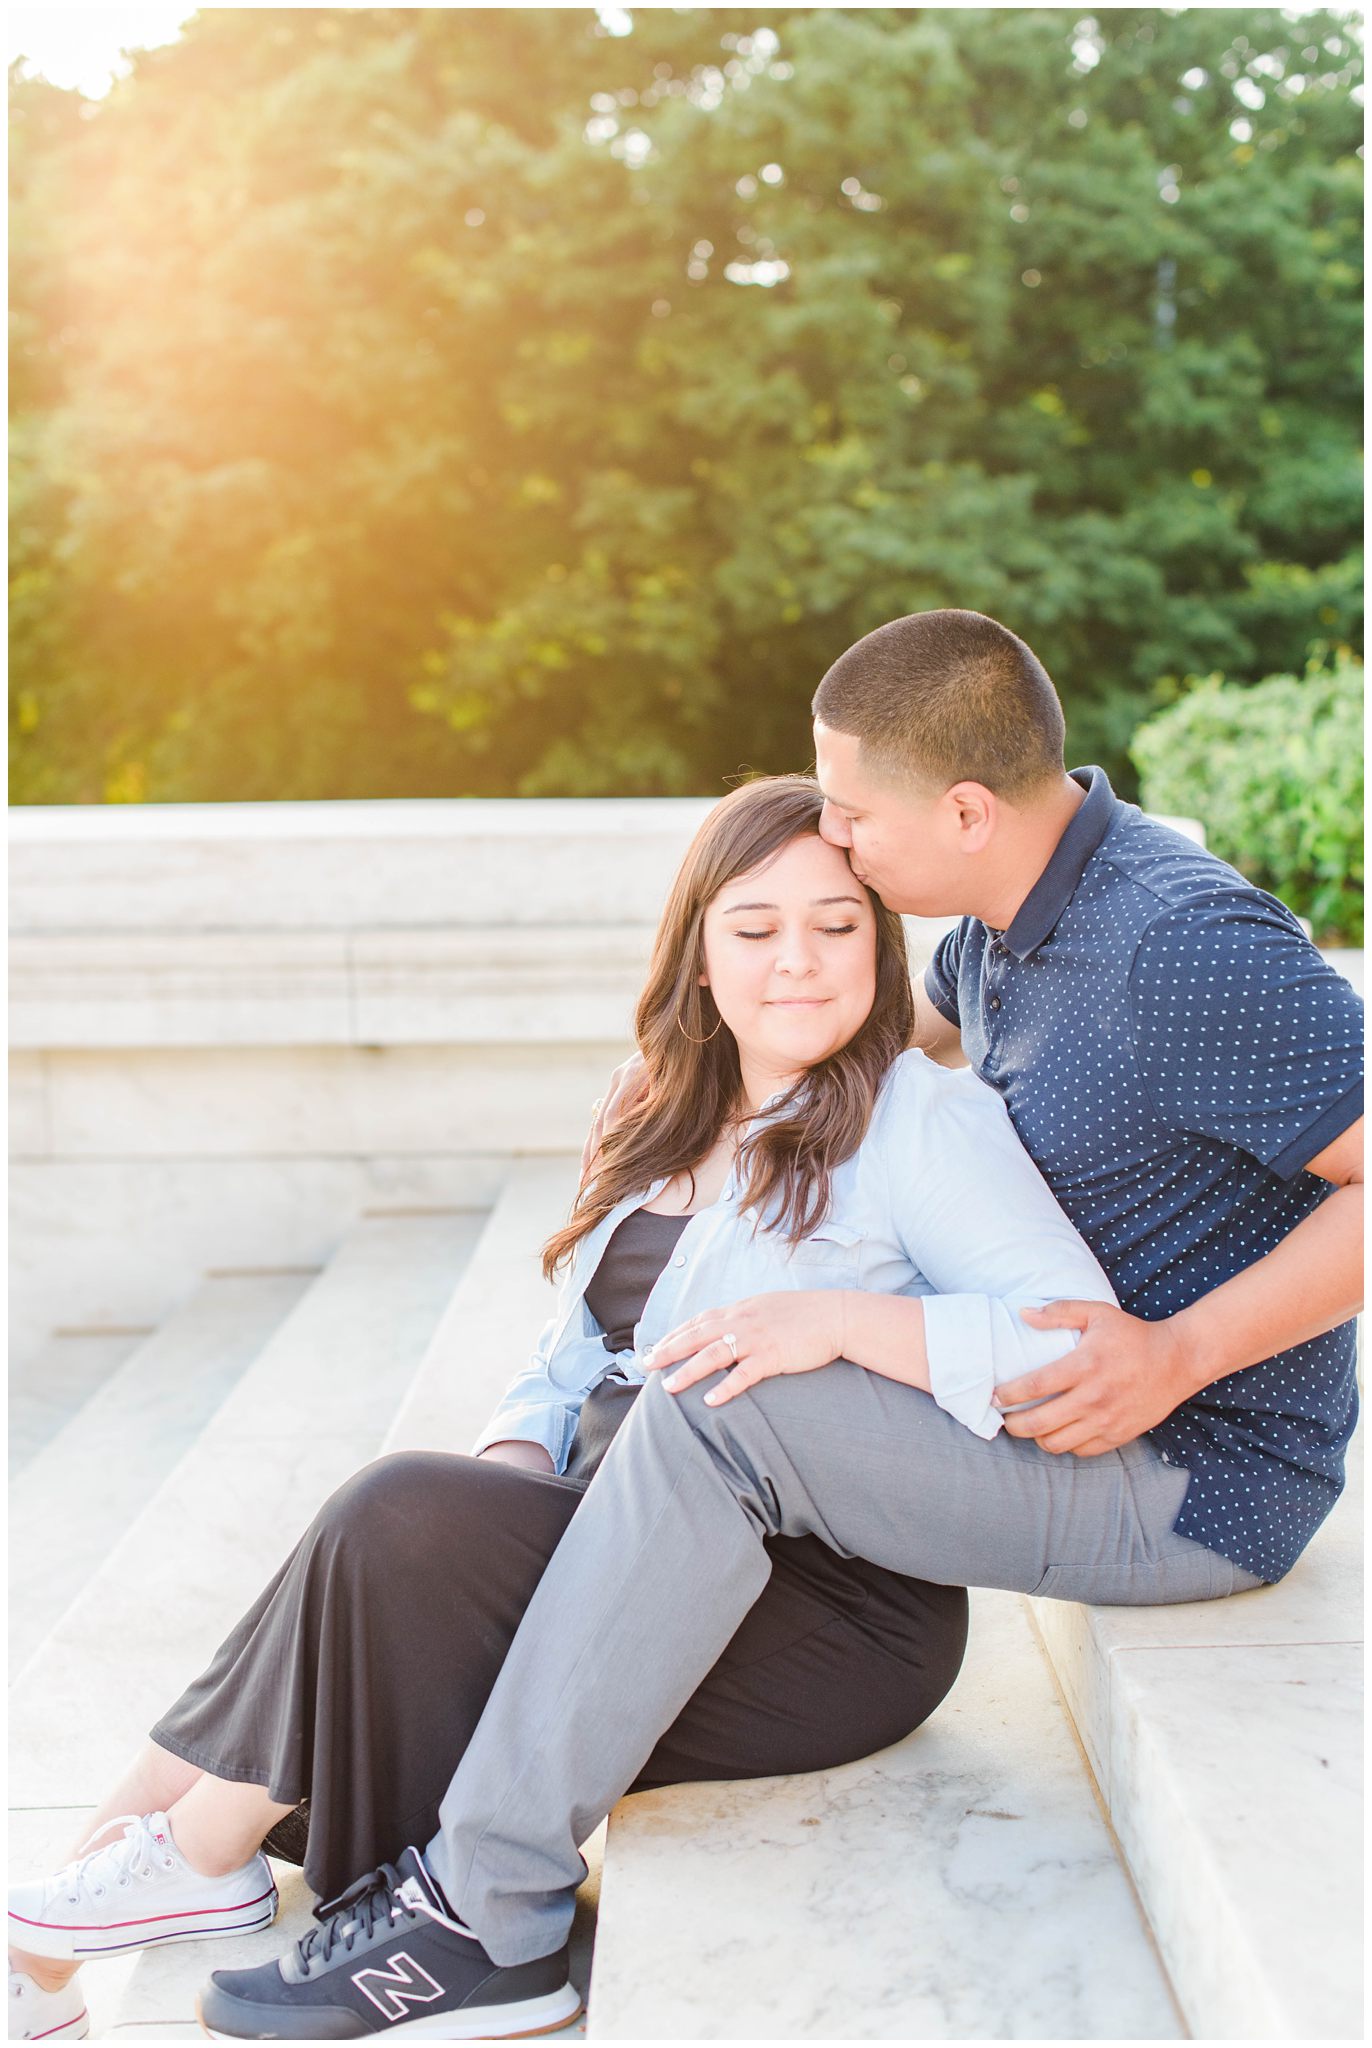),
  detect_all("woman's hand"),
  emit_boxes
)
[643,1292,850,1406]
